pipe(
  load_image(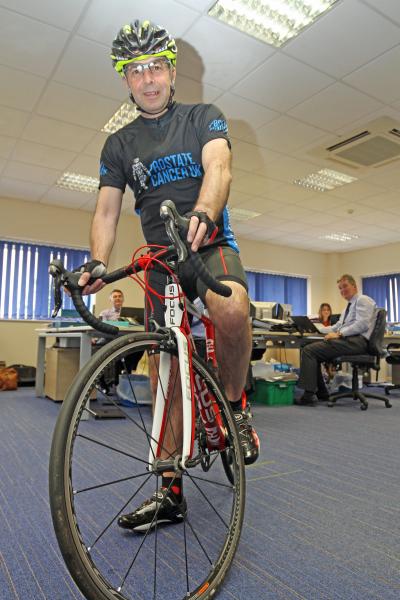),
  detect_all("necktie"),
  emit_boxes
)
[342,302,351,324]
